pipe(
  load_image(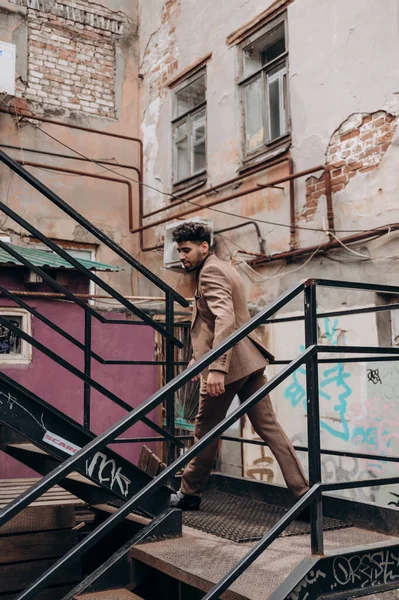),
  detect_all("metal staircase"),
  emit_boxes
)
[0,148,398,599]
